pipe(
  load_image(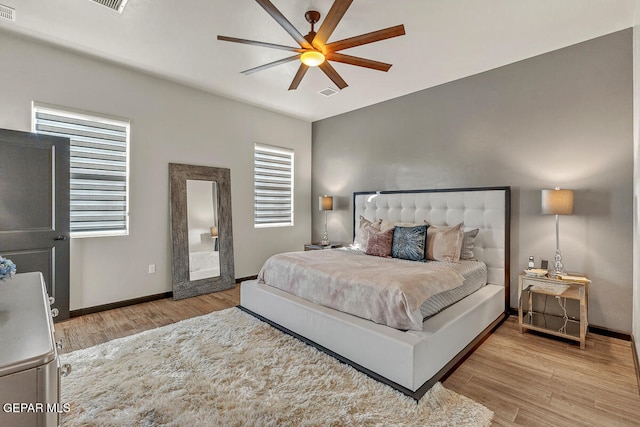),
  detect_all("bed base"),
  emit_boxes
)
[238,304,505,400]
[240,279,505,400]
